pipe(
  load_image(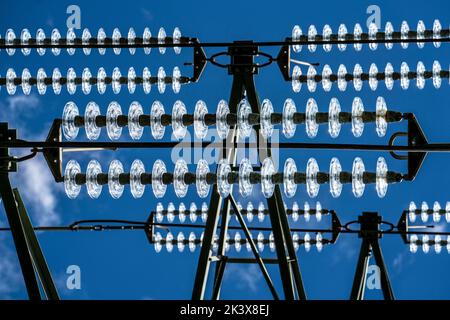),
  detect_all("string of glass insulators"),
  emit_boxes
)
[63,156,402,200]
[153,231,327,253]
[60,96,400,141]
[408,201,450,223]
[290,20,449,53]
[0,66,187,95]
[153,201,328,224]
[0,27,185,55]
[290,61,449,93]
